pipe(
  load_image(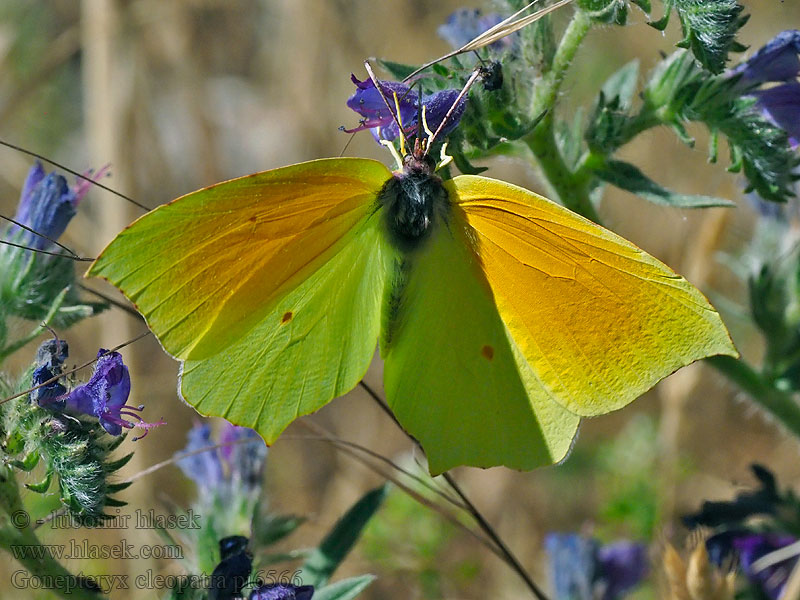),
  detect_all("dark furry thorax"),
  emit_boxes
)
[378,154,449,252]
